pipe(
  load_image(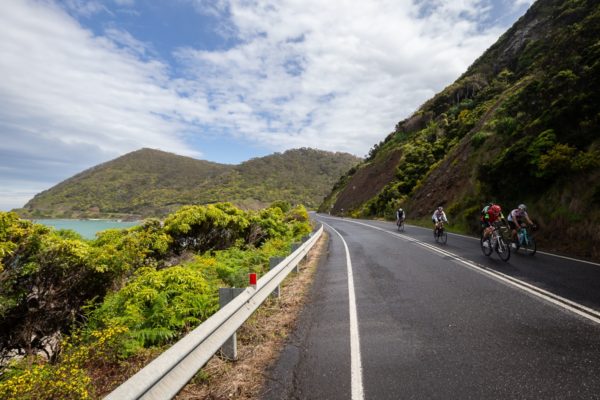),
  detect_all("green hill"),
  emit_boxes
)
[320,0,600,261]
[16,148,360,219]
